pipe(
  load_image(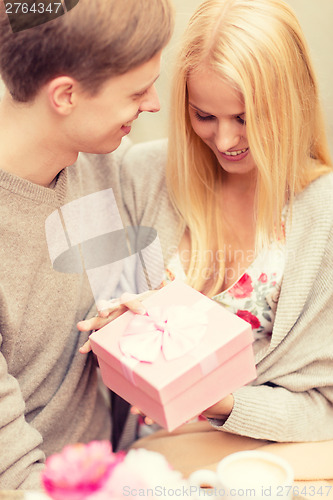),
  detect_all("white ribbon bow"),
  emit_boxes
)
[119,305,209,362]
